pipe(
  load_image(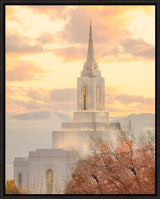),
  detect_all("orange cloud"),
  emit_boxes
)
[50,88,76,103]
[105,87,155,116]
[6,6,16,20]
[121,38,155,59]
[115,94,154,105]
[36,33,55,45]
[6,102,27,114]
[6,61,49,81]
[6,6,154,63]
[26,5,69,19]
[6,85,154,117]
[52,37,154,63]
[6,95,77,115]
[6,33,43,54]
[56,6,154,62]
[10,110,52,120]
[60,6,131,44]
[53,46,85,62]
[27,88,50,102]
